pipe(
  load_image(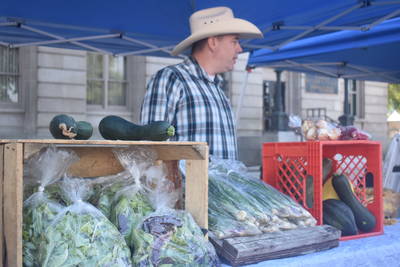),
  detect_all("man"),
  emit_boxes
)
[141,7,262,159]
